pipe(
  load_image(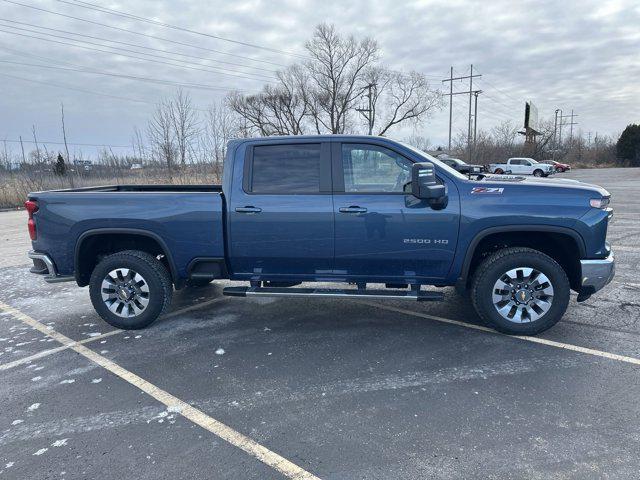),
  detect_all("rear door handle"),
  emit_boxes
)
[235,206,262,214]
[339,206,367,213]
